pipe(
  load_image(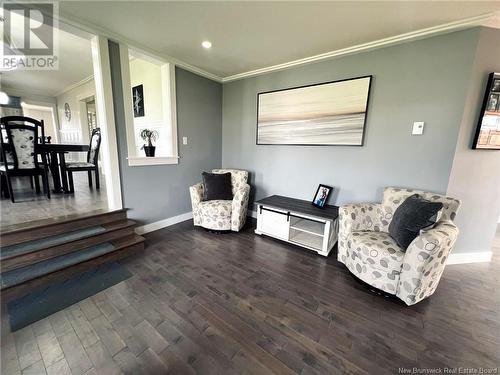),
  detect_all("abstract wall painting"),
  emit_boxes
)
[257,76,372,146]
[132,84,145,118]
